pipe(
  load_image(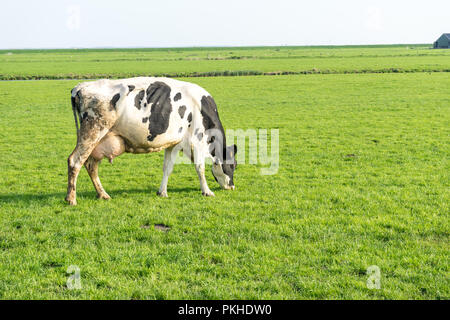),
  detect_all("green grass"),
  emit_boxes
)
[0,71,448,299]
[1,45,450,79]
